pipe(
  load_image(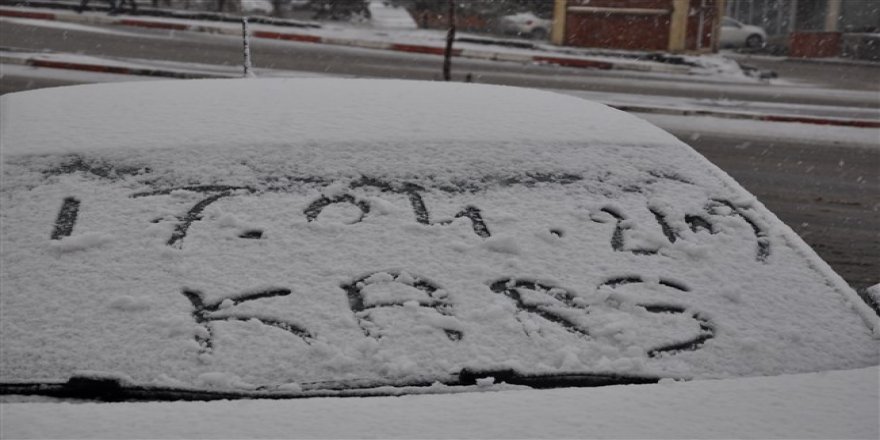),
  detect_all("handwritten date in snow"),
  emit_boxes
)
[51,177,770,261]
